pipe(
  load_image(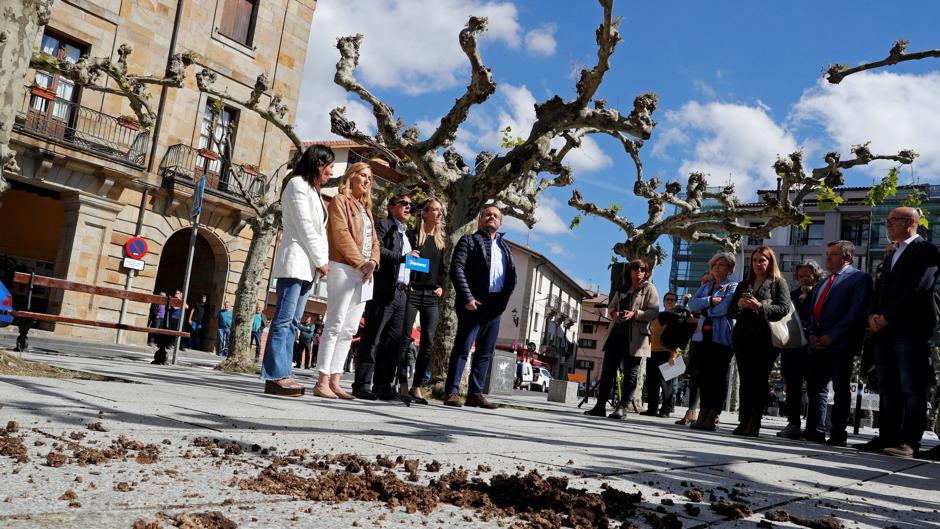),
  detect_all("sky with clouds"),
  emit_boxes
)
[295,0,940,296]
